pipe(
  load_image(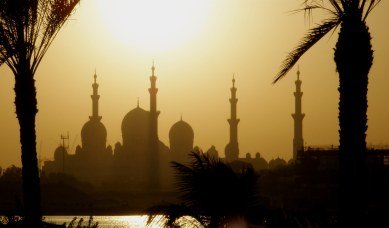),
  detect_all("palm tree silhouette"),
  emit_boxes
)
[0,0,79,225]
[274,0,381,225]
[148,151,261,227]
